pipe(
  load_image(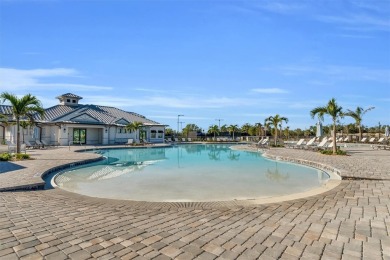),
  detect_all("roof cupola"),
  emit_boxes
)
[56,93,83,106]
